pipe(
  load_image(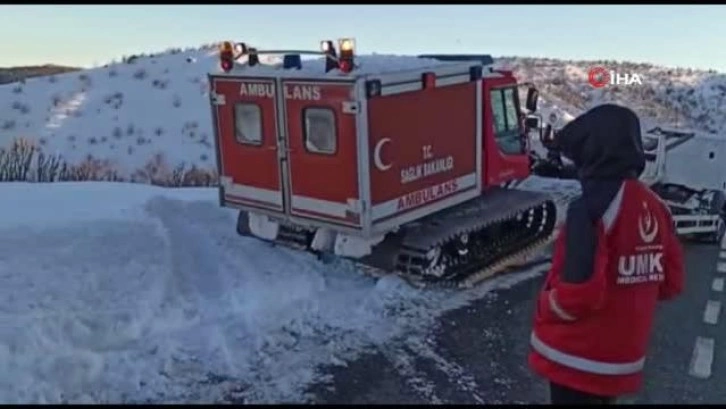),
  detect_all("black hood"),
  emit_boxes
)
[556,104,645,180]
